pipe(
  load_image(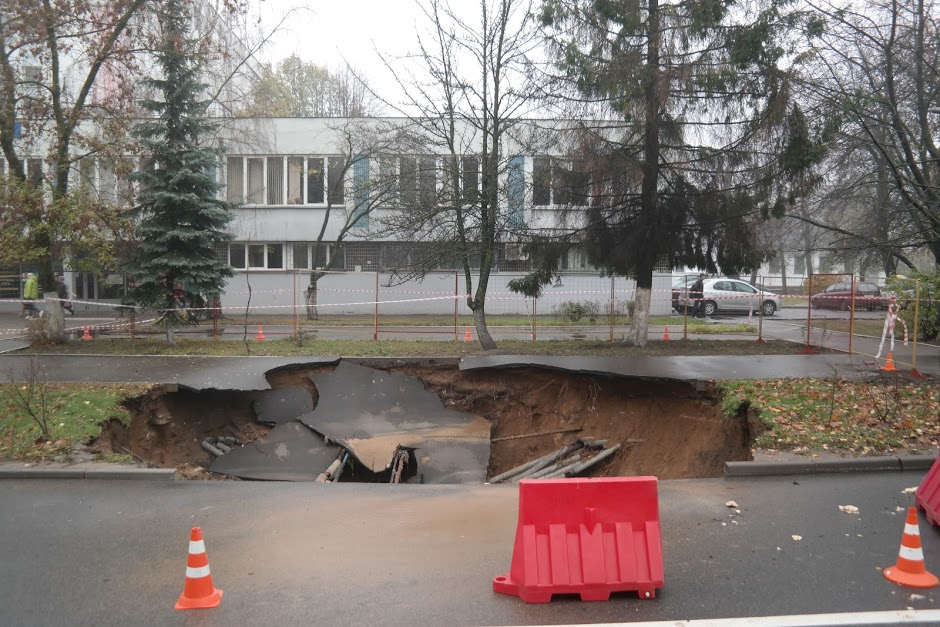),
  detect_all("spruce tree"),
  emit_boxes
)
[128,0,233,340]
[532,0,822,345]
